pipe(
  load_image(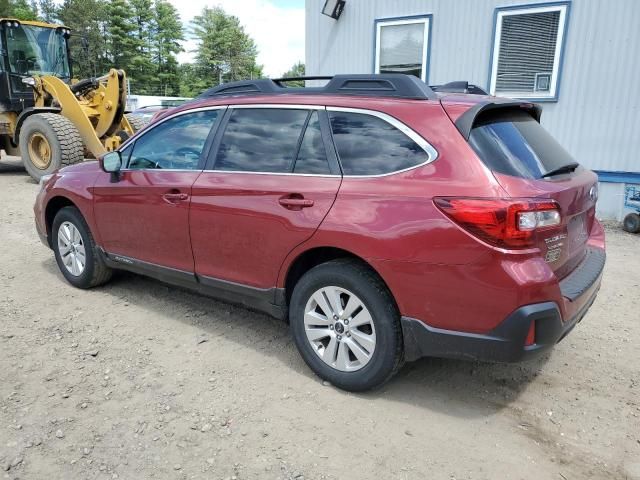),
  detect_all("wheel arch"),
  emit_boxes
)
[44,195,78,247]
[281,246,397,310]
